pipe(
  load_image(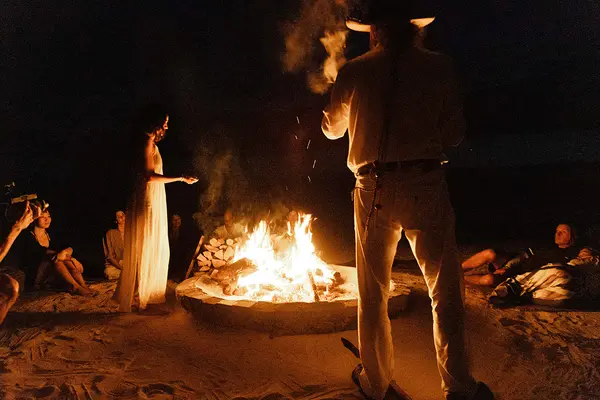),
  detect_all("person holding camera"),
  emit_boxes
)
[0,201,39,325]
[22,209,96,296]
